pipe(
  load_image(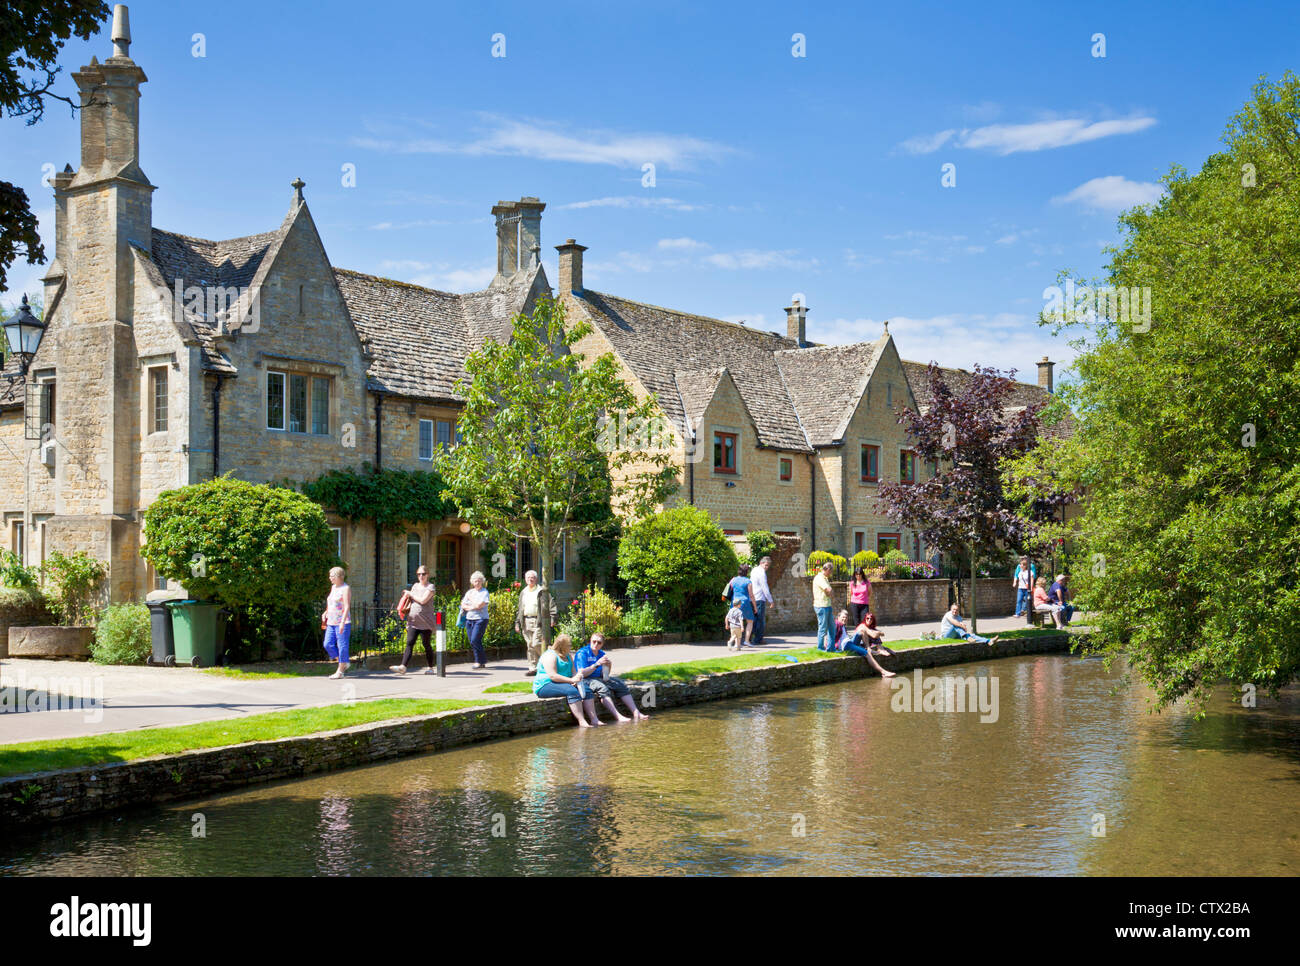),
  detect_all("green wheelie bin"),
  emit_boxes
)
[167,600,223,668]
